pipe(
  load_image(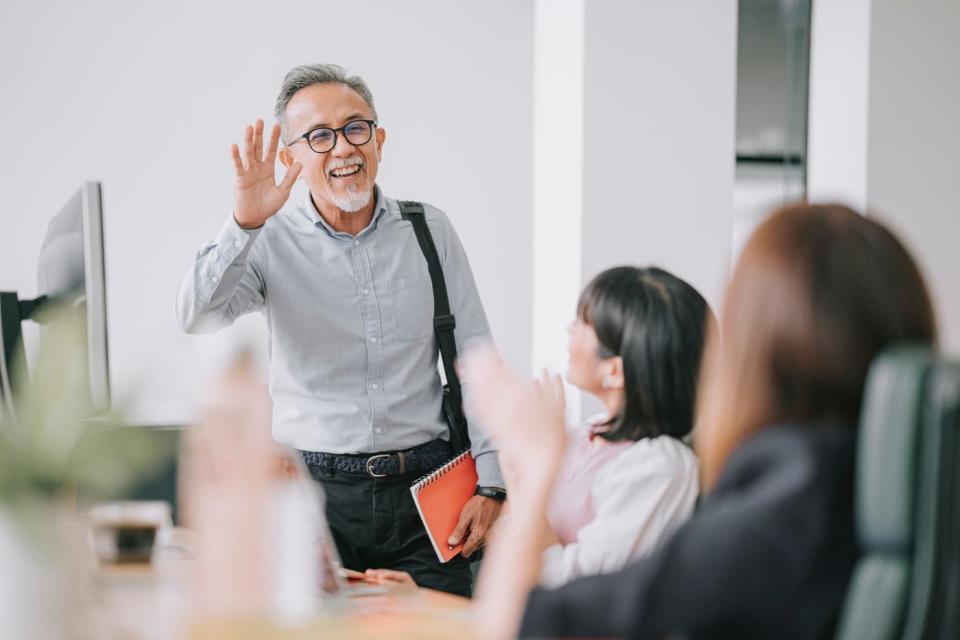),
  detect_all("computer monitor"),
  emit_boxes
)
[0,181,110,422]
